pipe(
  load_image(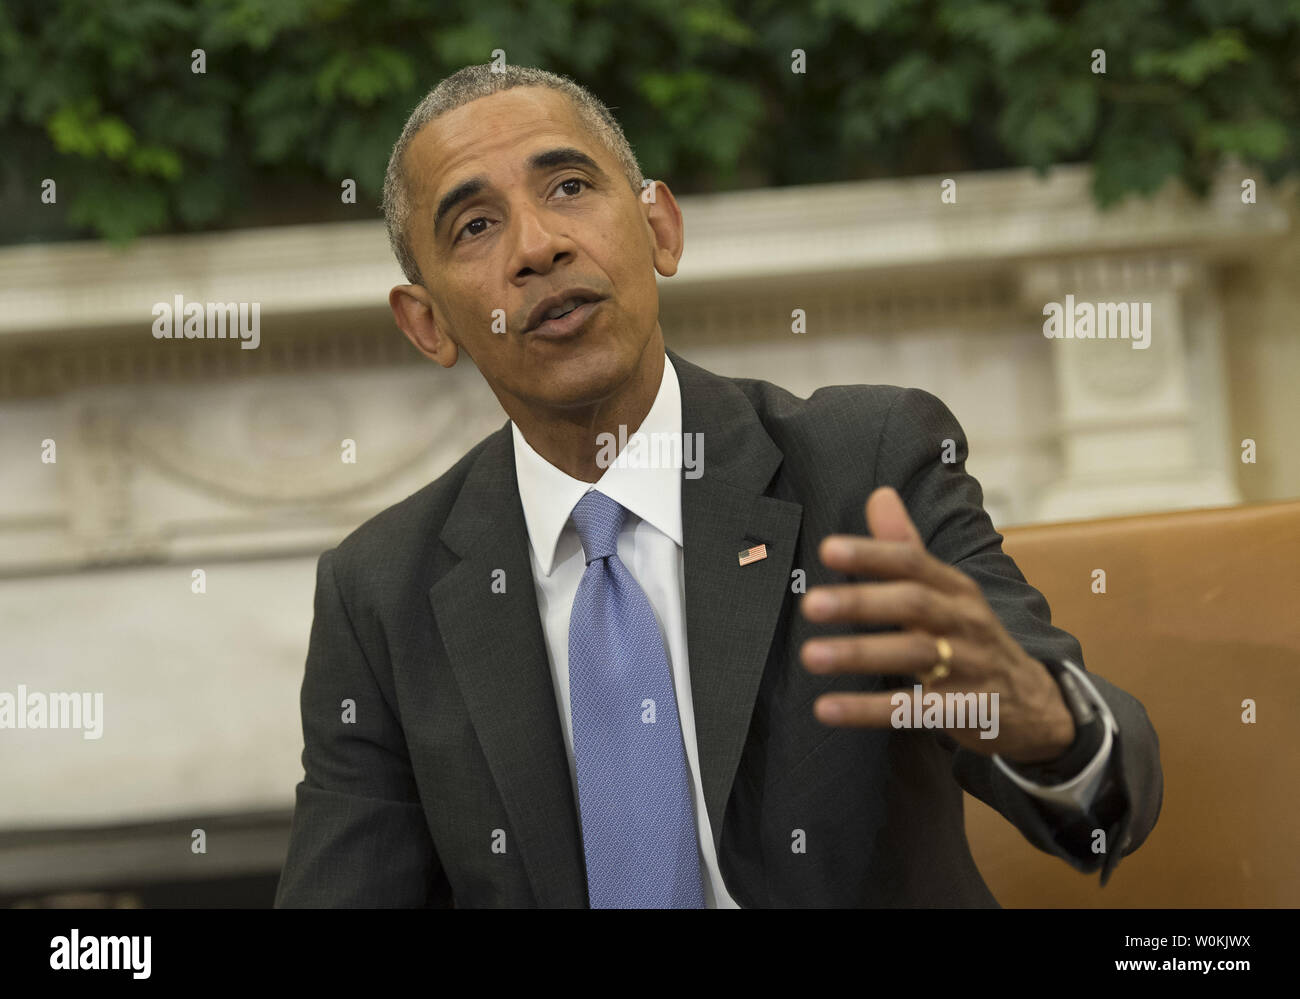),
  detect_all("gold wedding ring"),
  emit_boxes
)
[920,636,954,684]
